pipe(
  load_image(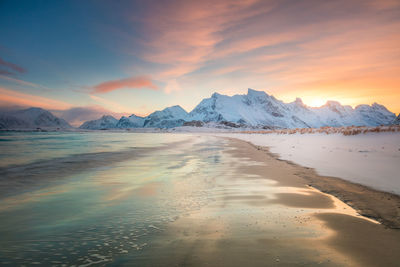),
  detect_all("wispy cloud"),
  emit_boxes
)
[129,0,272,91]
[0,75,50,90]
[0,57,26,74]
[92,76,158,93]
